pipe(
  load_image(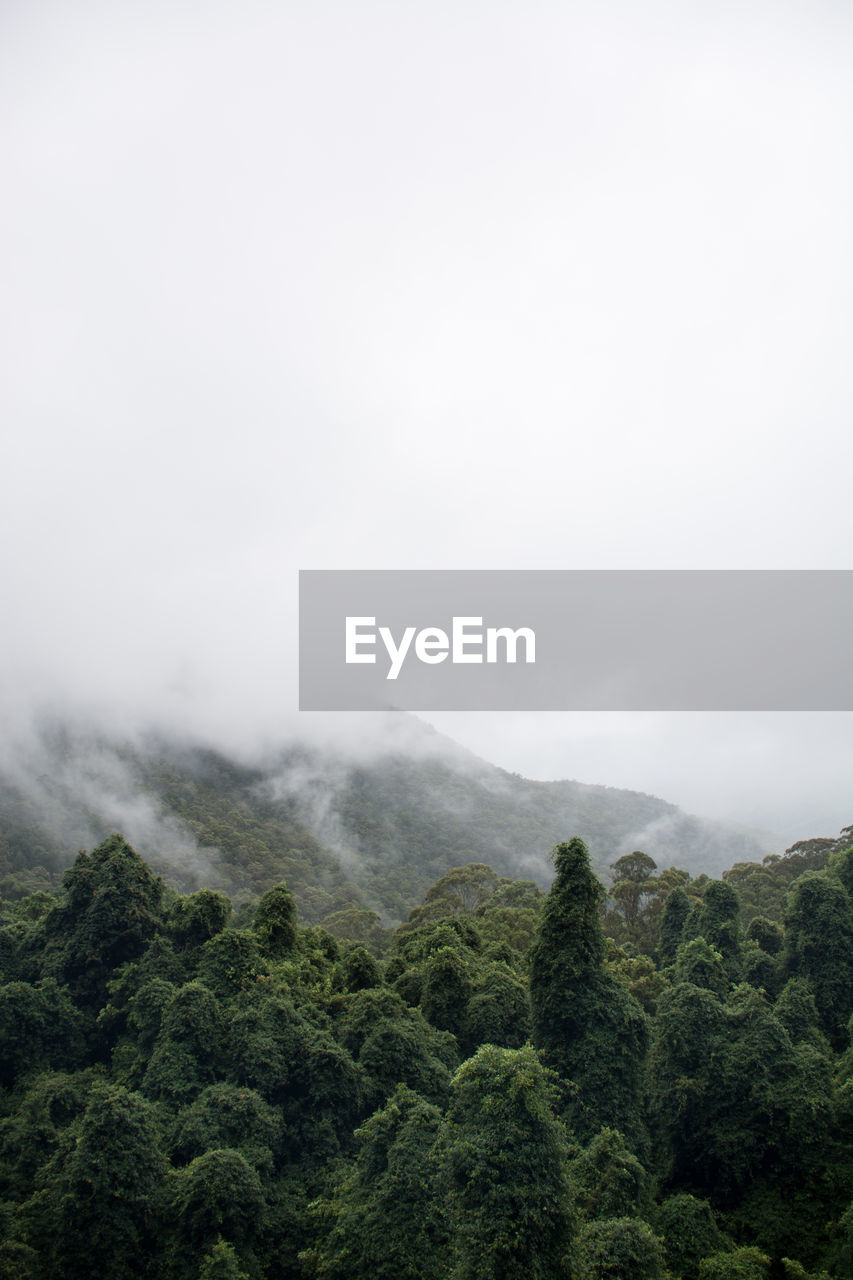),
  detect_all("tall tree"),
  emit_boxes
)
[439,1044,573,1280]
[303,1084,447,1280]
[530,838,648,1141]
[783,870,853,1048]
